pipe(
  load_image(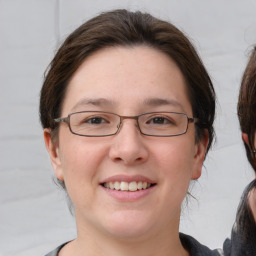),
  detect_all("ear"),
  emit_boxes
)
[191,132,209,180]
[44,128,64,181]
[242,133,249,146]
